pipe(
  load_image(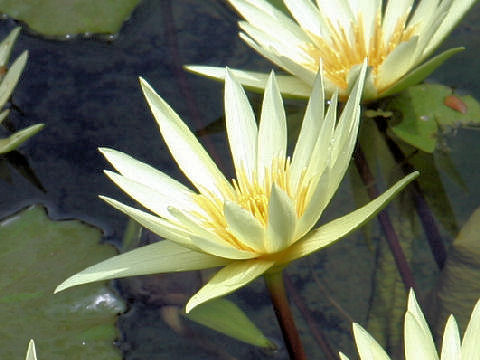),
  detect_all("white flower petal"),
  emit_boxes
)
[140,78,233,199]
[376,36,419,91]
[352,323,391,360]
[283,0,325,38]
[227,0,310,44]
[257,71,286,179]
[290,69,325,189]
[100,196,194,249]
[185,258,274,312]
[0,50,27,108]
[383,0,414,44]
[26,340,37,360]
[283,172,418,263]
[405,290,438,360]
[56,240,231,293]
[168,207,255,260]
[265,185,296,252]
[104,170,196,220]
[100,147,192,200]
[425,0,476,56]
[225,69,258,179]
[224,200,266,253]
[441,315,461,360]
[184,65,311,97]
[460,297,480,358]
